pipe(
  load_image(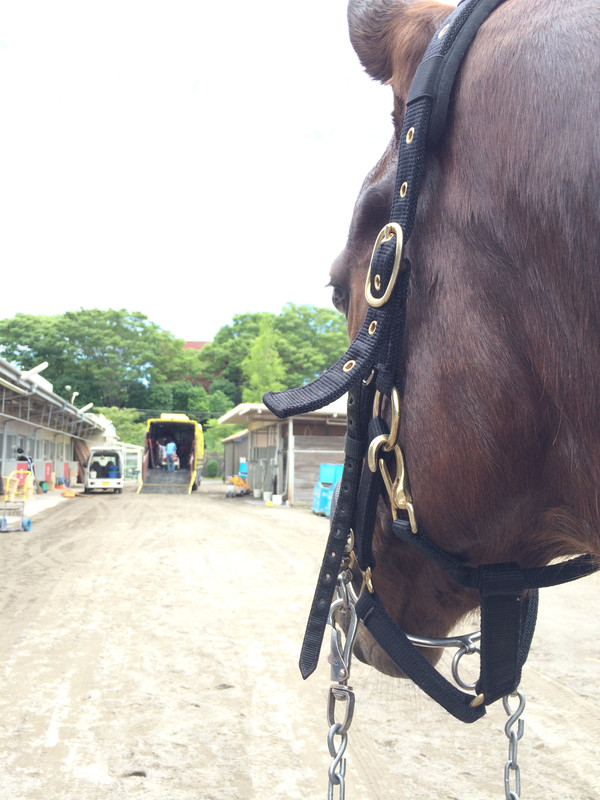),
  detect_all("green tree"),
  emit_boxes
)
[240,316,285,402]
[209,378,238,406]
[197,312,271,399]
[203,422,244,453]
[187,385,210,416]
[0,304,348,414]
[274,303,348,387]
[208,389,233,417]
[0,309,203,407]
[171,381,202,413]
[199,306,347,403]
[96,407,147,446]
[126,380,149,409]
[147,383,173,412]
